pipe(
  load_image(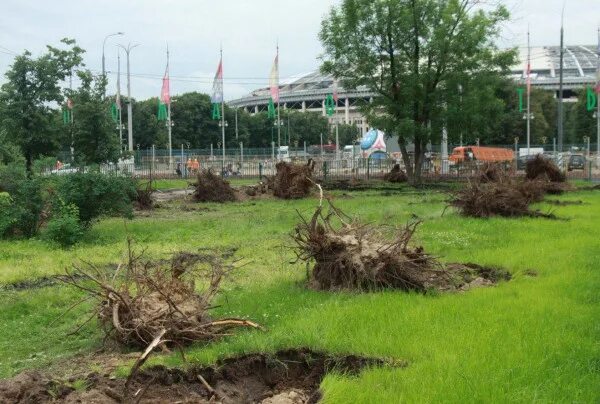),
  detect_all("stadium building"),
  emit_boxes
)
[229,45,599,138]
